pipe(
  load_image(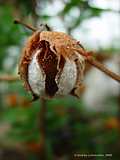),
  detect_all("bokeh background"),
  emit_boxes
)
[0,0,120,160]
